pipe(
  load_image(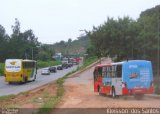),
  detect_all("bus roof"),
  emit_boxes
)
[95,60,150,69]
[95,64,111,69]
[5,59,36,62]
